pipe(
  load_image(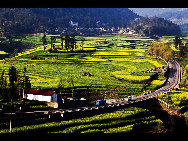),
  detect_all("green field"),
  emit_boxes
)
[0,34,166,98]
